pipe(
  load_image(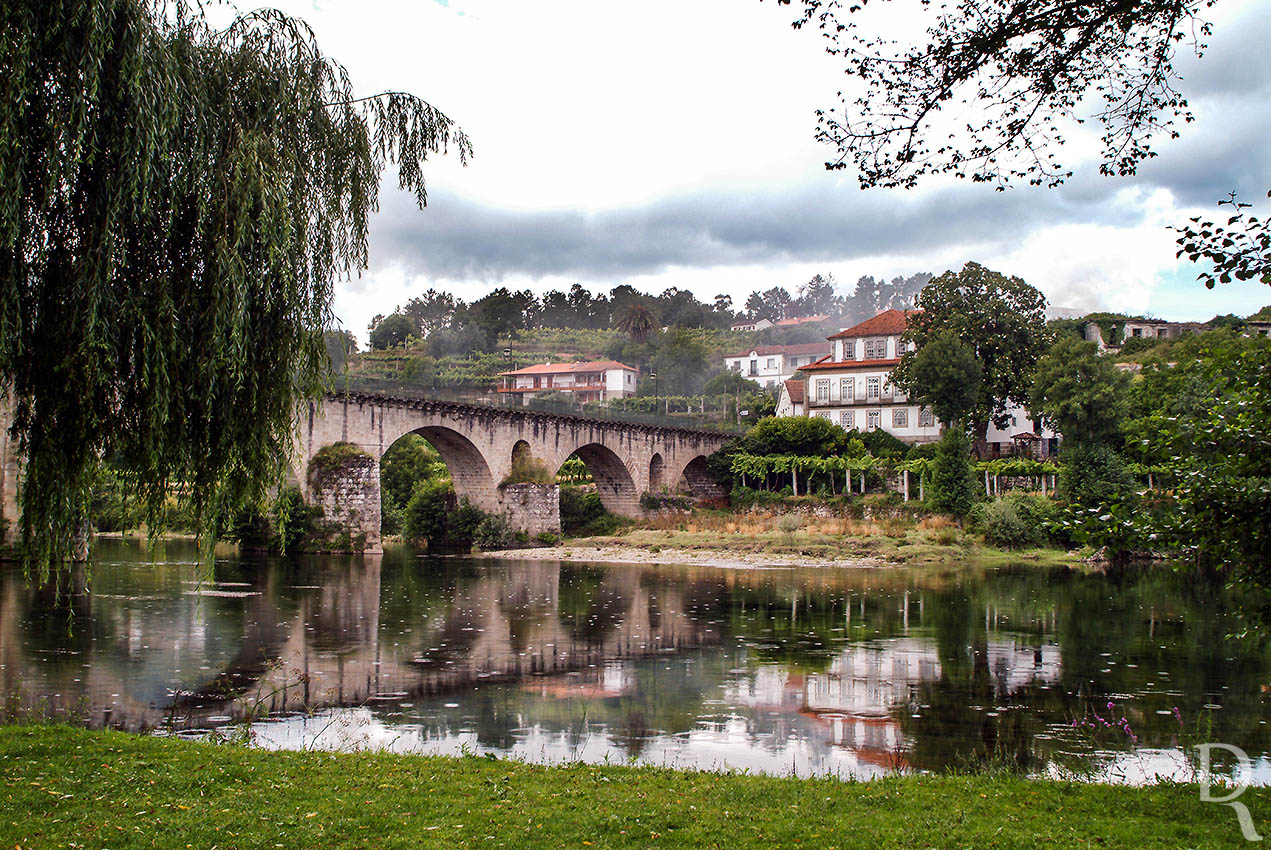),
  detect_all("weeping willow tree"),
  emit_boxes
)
[0,0,472,565]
